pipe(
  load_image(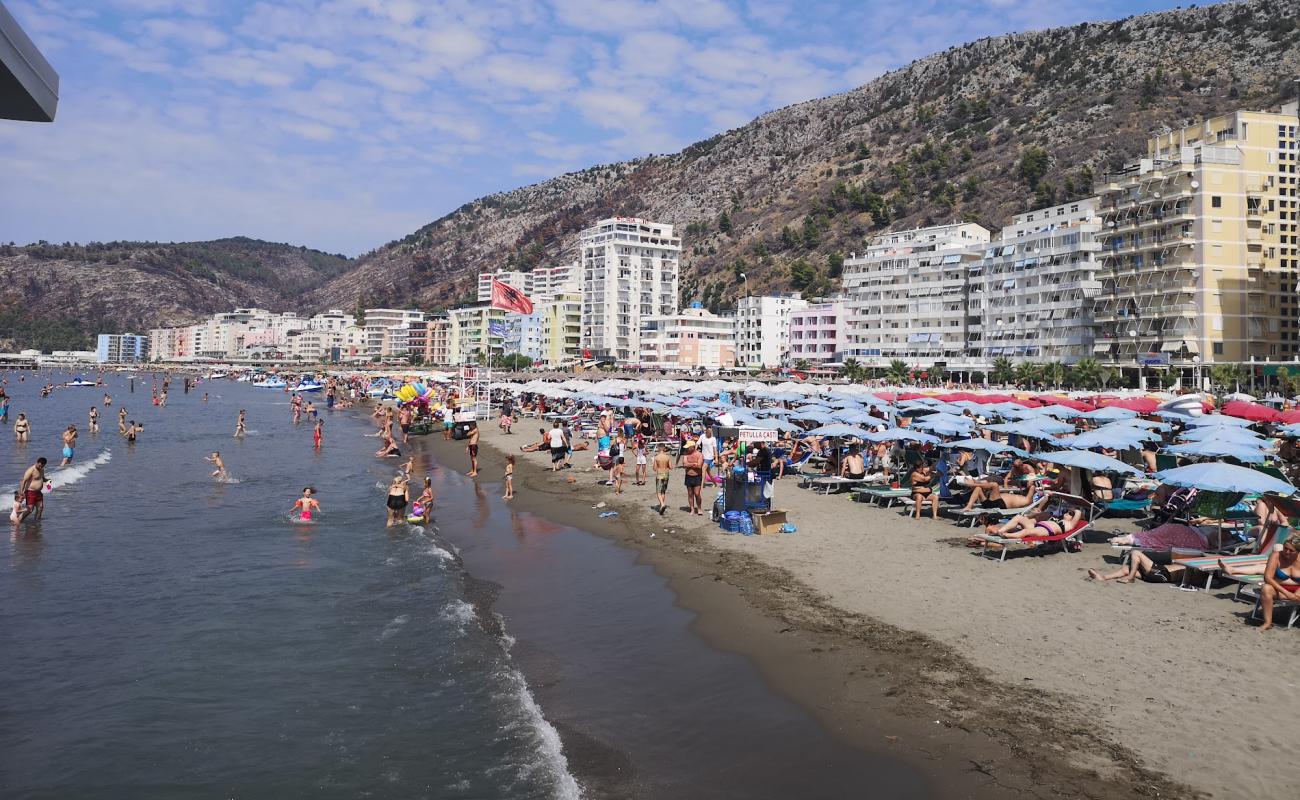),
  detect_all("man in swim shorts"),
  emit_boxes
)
[60,425,77,467]
[466,423,480,477]
[20,457,47,522]
[652,445,673,516]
